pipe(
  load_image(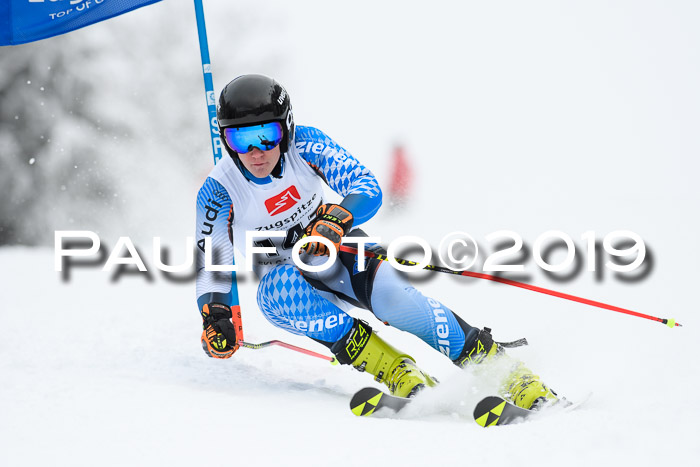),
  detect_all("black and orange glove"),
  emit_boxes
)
[301,204,354,256]
[201,303,239,359]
